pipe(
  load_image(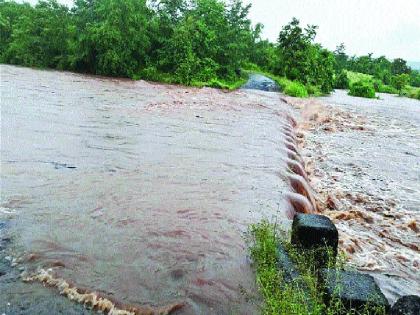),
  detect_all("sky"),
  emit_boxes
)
[25,0,420,61]
[243,0,420,61]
